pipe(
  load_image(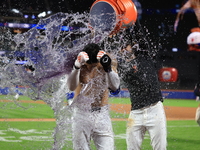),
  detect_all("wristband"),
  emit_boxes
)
[74,65,80,70]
